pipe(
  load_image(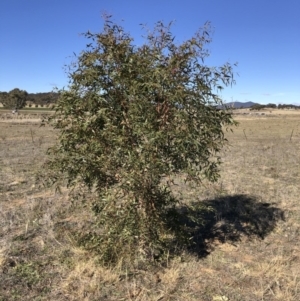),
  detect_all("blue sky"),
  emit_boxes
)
[1,0,299,104]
